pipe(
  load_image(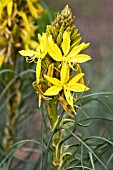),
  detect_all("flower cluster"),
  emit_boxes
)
[0,0,44,67]
[19,5,91,117]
